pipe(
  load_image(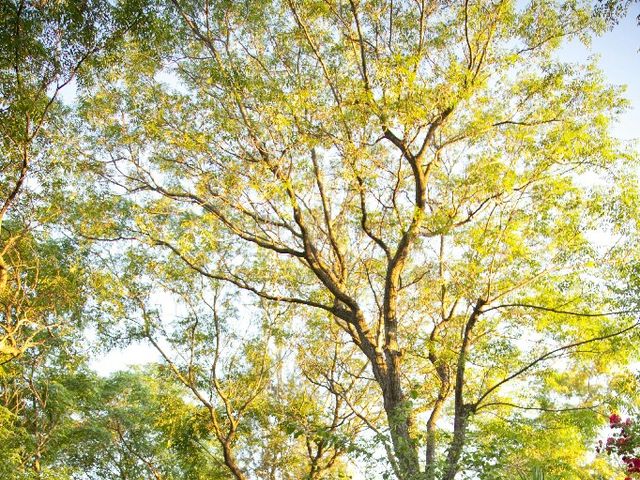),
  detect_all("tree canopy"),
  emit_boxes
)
[1,0,639,479]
